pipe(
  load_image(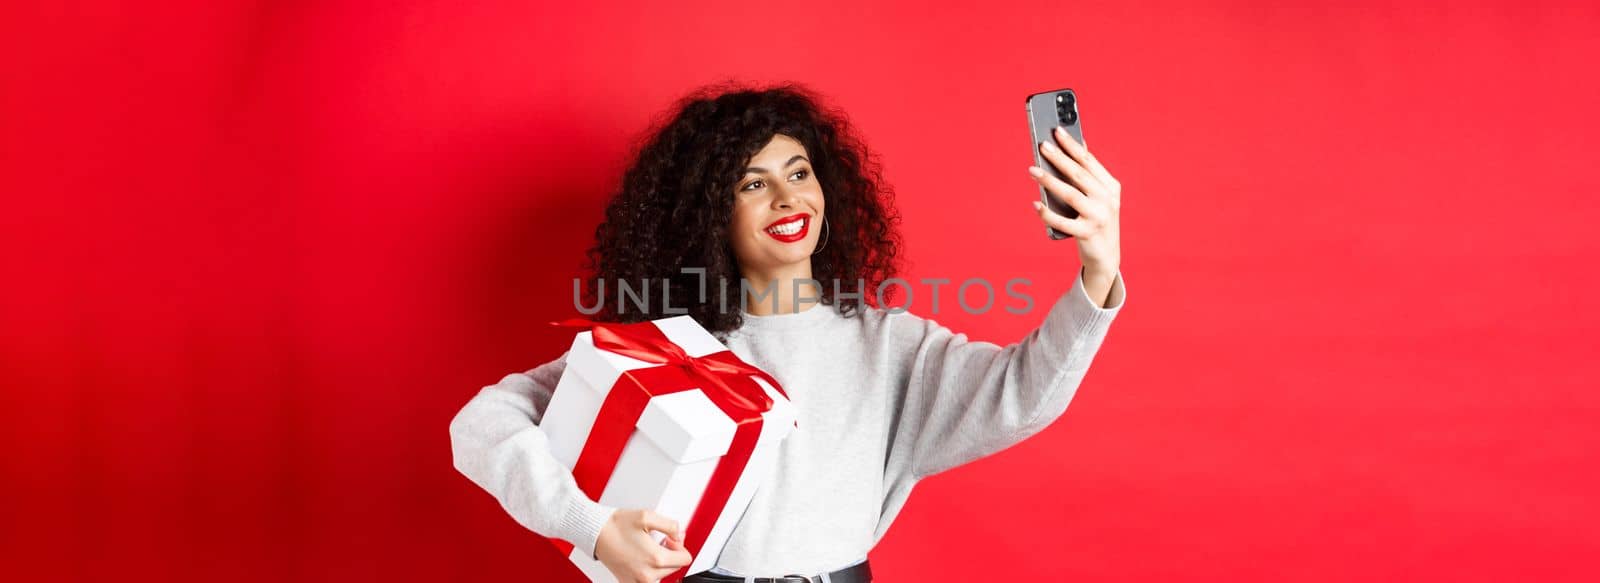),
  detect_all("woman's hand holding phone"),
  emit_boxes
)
[1029,125,1122,284]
